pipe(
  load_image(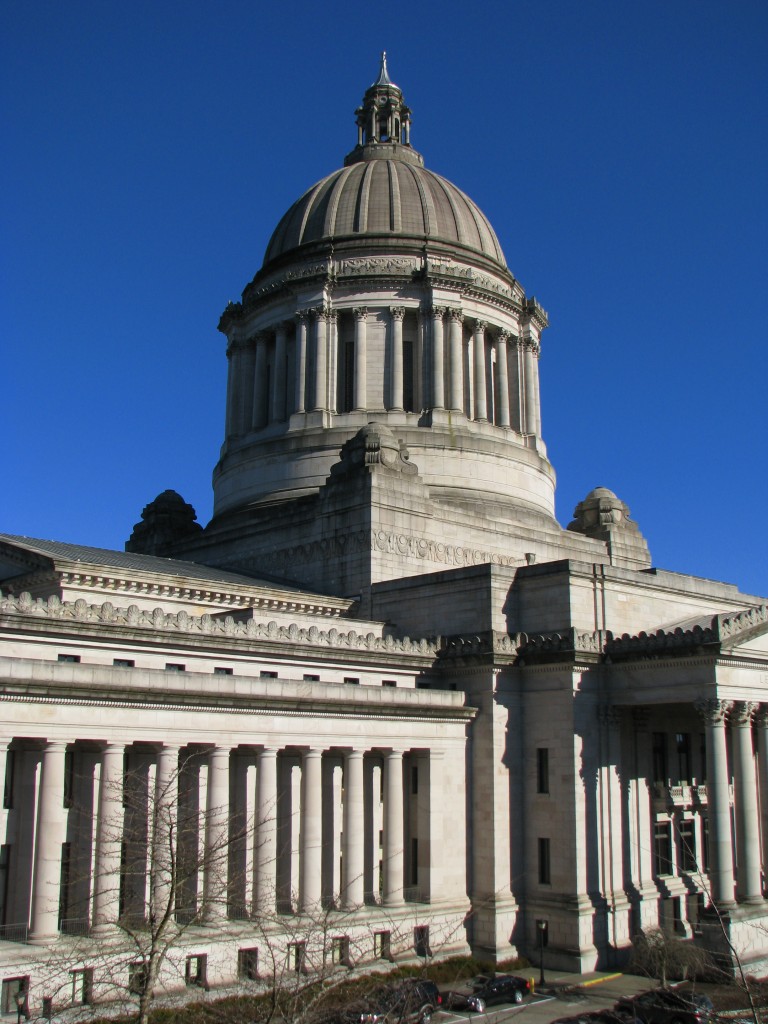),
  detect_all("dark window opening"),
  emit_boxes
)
[536,748,549,794]
[652,732,668,783]
[414,924,431,957]
[374,930,391,960]
[260,671,278,679]
[165,663,186,672]
[676,733,691,783]
[654,821,673,876]
[303,674,320,682]
[113,658,135,668]
[538,837,551,884]
[238,947,259,980]
[185,954,208,988]
[3,751,15,809]
[382,679,397,688]
[410,837,418,885]
[58,654,80,663]
[679,818,697,872]
[344,677,360,685]
[214,667,233,675]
